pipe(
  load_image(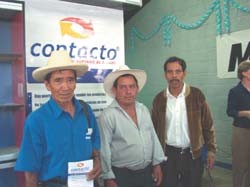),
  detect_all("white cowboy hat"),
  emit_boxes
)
[32,50,89,82]
[103,65,147,98]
